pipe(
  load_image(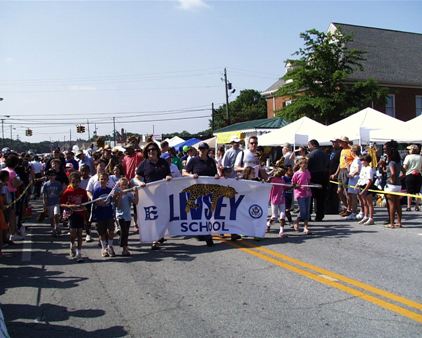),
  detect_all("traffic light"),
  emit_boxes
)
[25,129,32,136]
[76,125,81,133]
[76,125,85,133]
[80,125,86,133]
